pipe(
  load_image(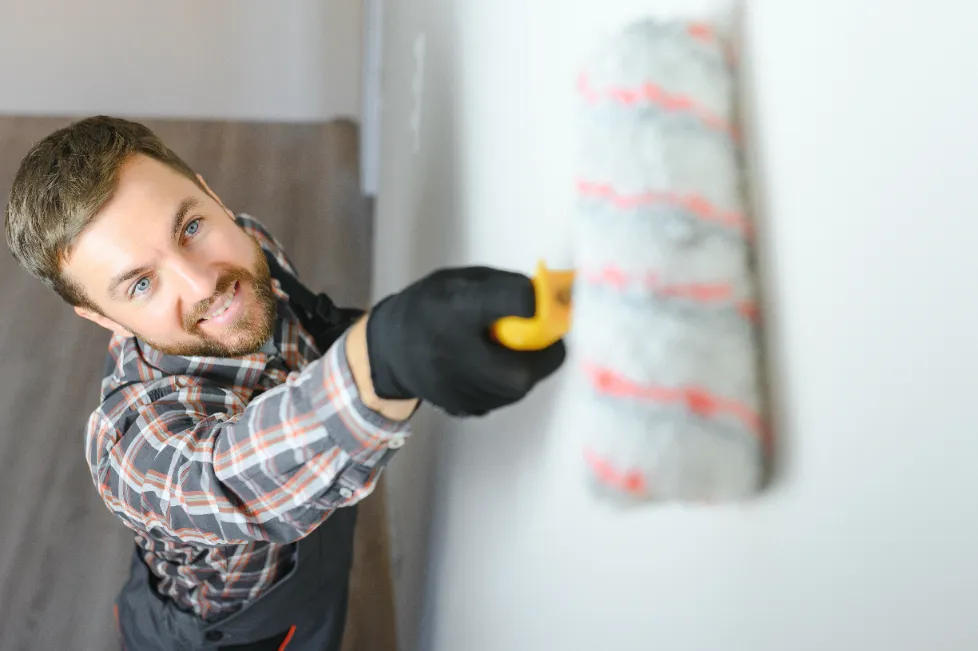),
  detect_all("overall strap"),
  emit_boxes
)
[263,250,365,352]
